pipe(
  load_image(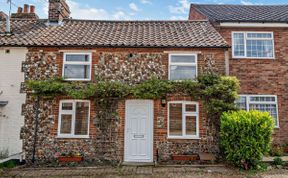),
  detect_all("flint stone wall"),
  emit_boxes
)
[21,49,225,165]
